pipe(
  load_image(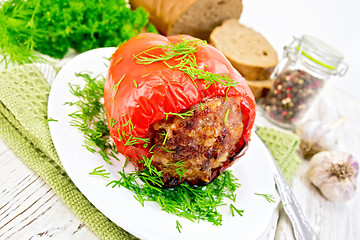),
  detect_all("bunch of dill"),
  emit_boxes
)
[0,0,157,67]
